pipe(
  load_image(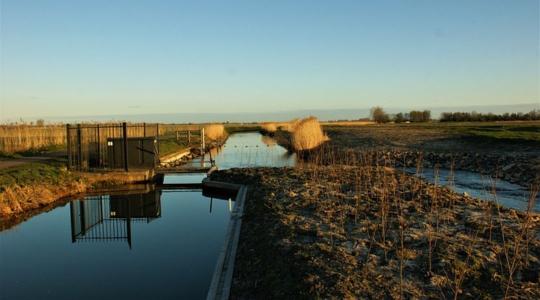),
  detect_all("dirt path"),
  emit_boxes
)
[0,152,66,169]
